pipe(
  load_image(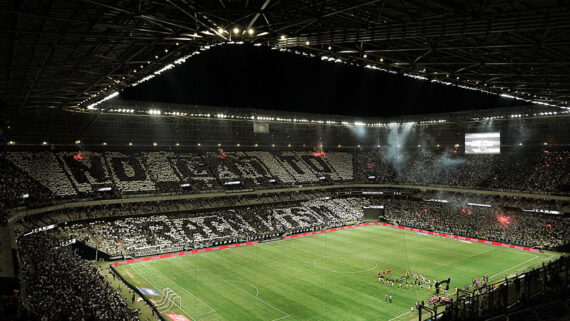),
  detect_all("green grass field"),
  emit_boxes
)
[115,225,559,321]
